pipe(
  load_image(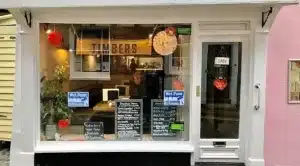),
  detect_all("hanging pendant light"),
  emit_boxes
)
[47,24,63,48]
